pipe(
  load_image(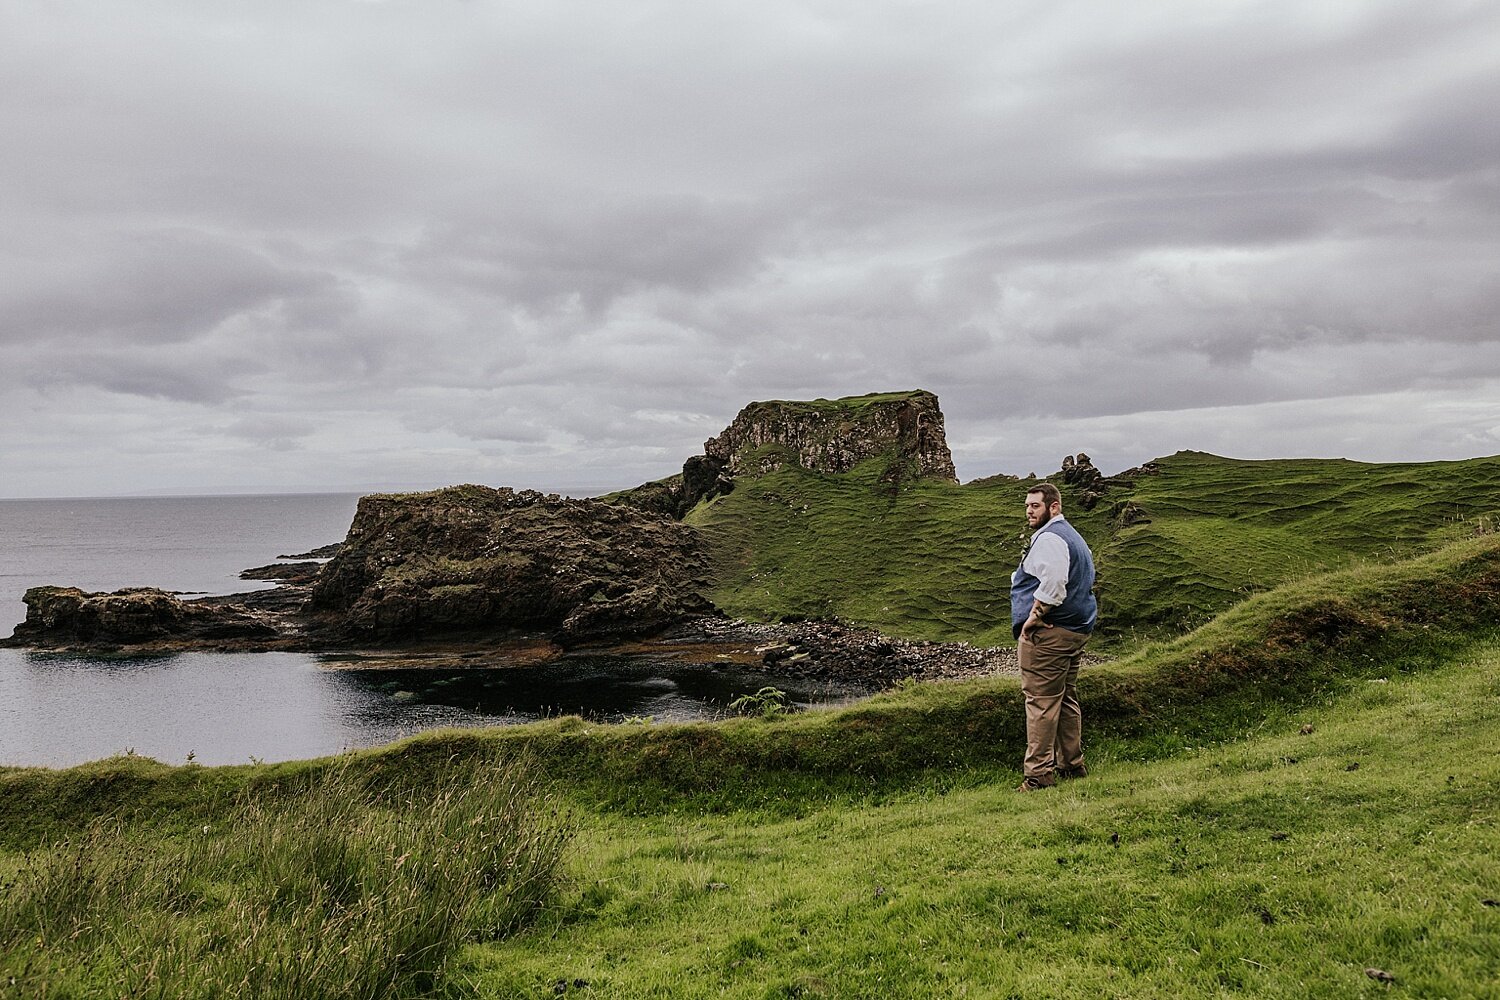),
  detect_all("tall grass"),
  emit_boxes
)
[0,756,570,999]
